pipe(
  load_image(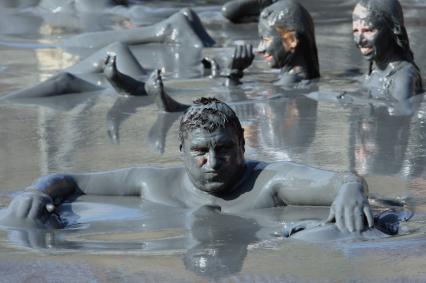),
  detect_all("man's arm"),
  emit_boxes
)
[1,167,147,228]
[269,162,373,233]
